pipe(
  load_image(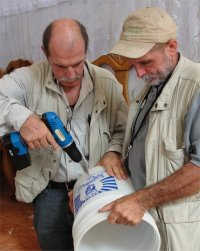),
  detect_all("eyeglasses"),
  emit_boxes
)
[66,106,73,131]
